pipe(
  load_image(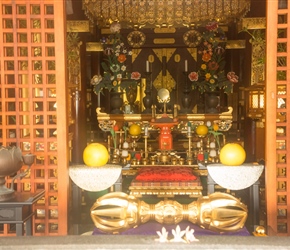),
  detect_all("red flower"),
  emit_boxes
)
[117,54,126,63]
[227,72,239,83]
[208,61,219,71]
[113,124,119,131]
[202,52,211,62]
[205,21,219,31]
[131,71,141,80]
[188,71,198,82]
